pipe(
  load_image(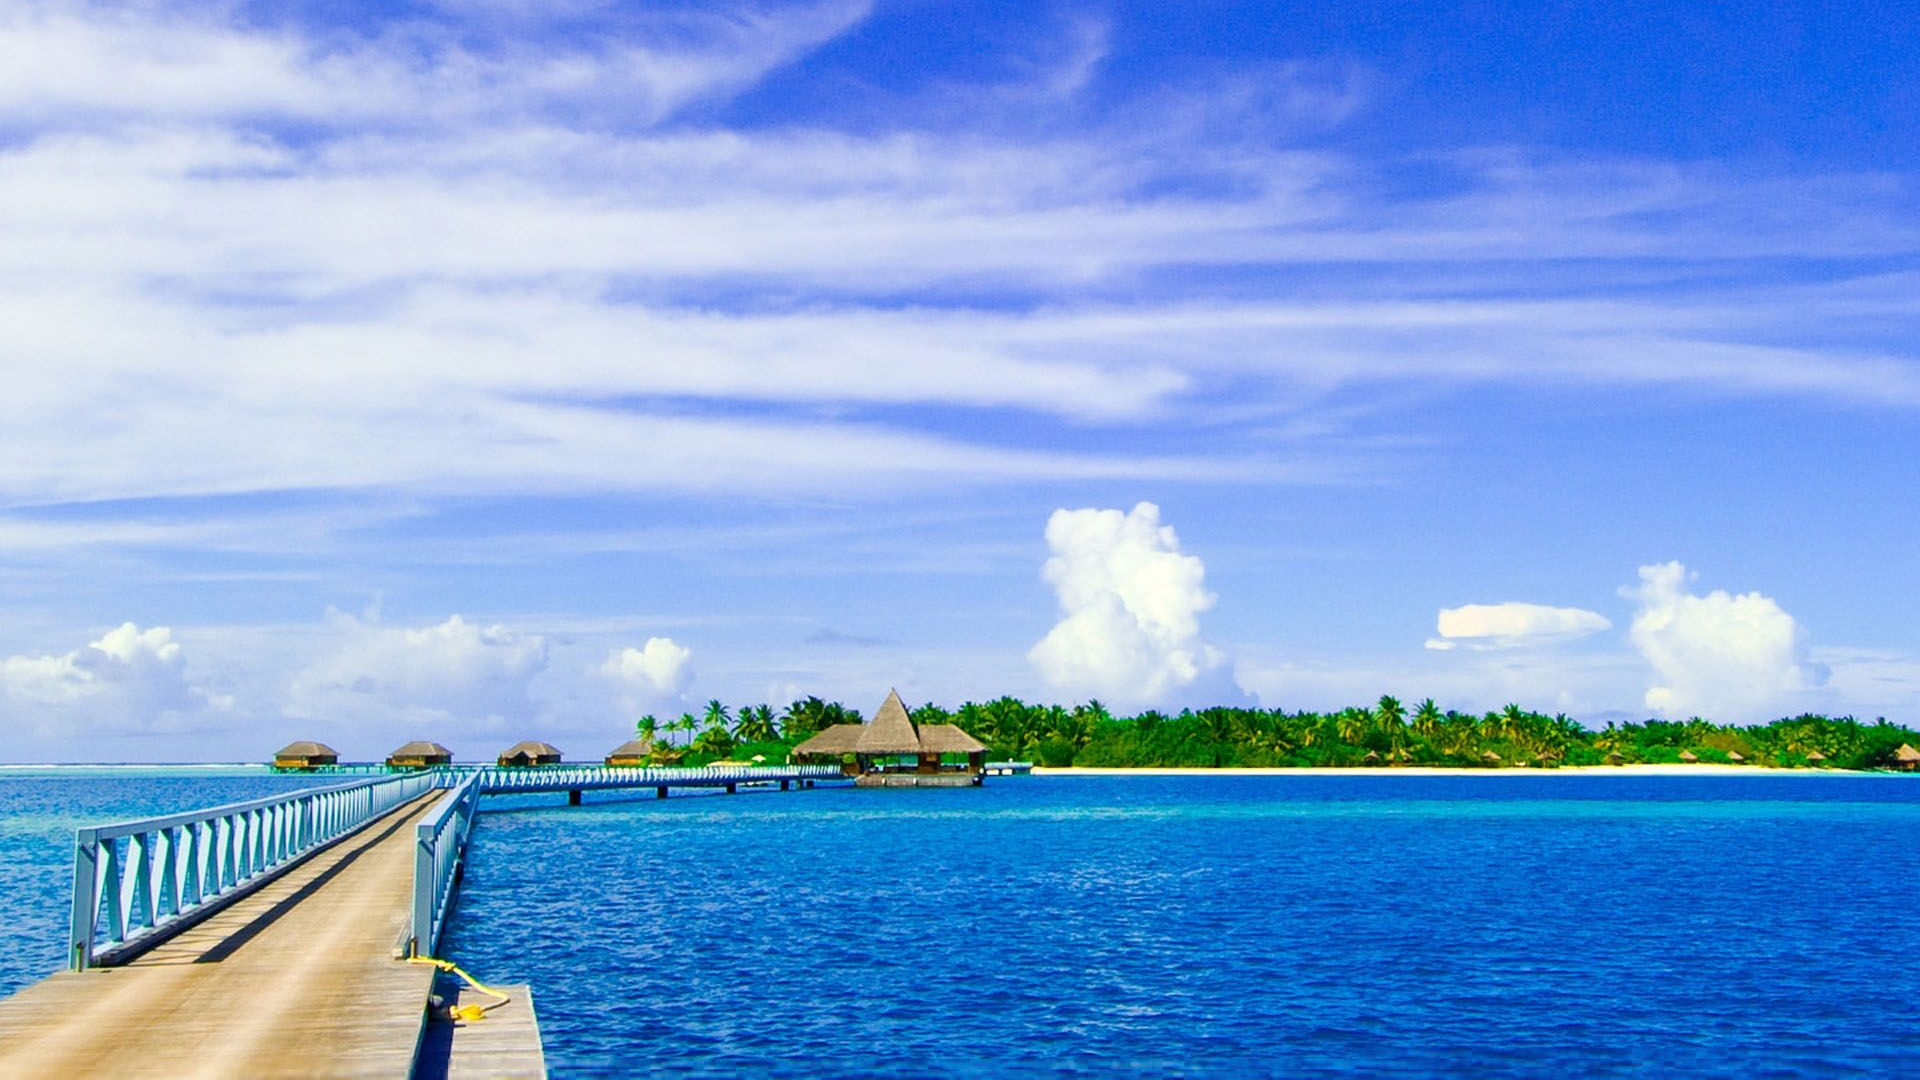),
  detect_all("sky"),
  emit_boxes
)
[1,0,1917,761]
